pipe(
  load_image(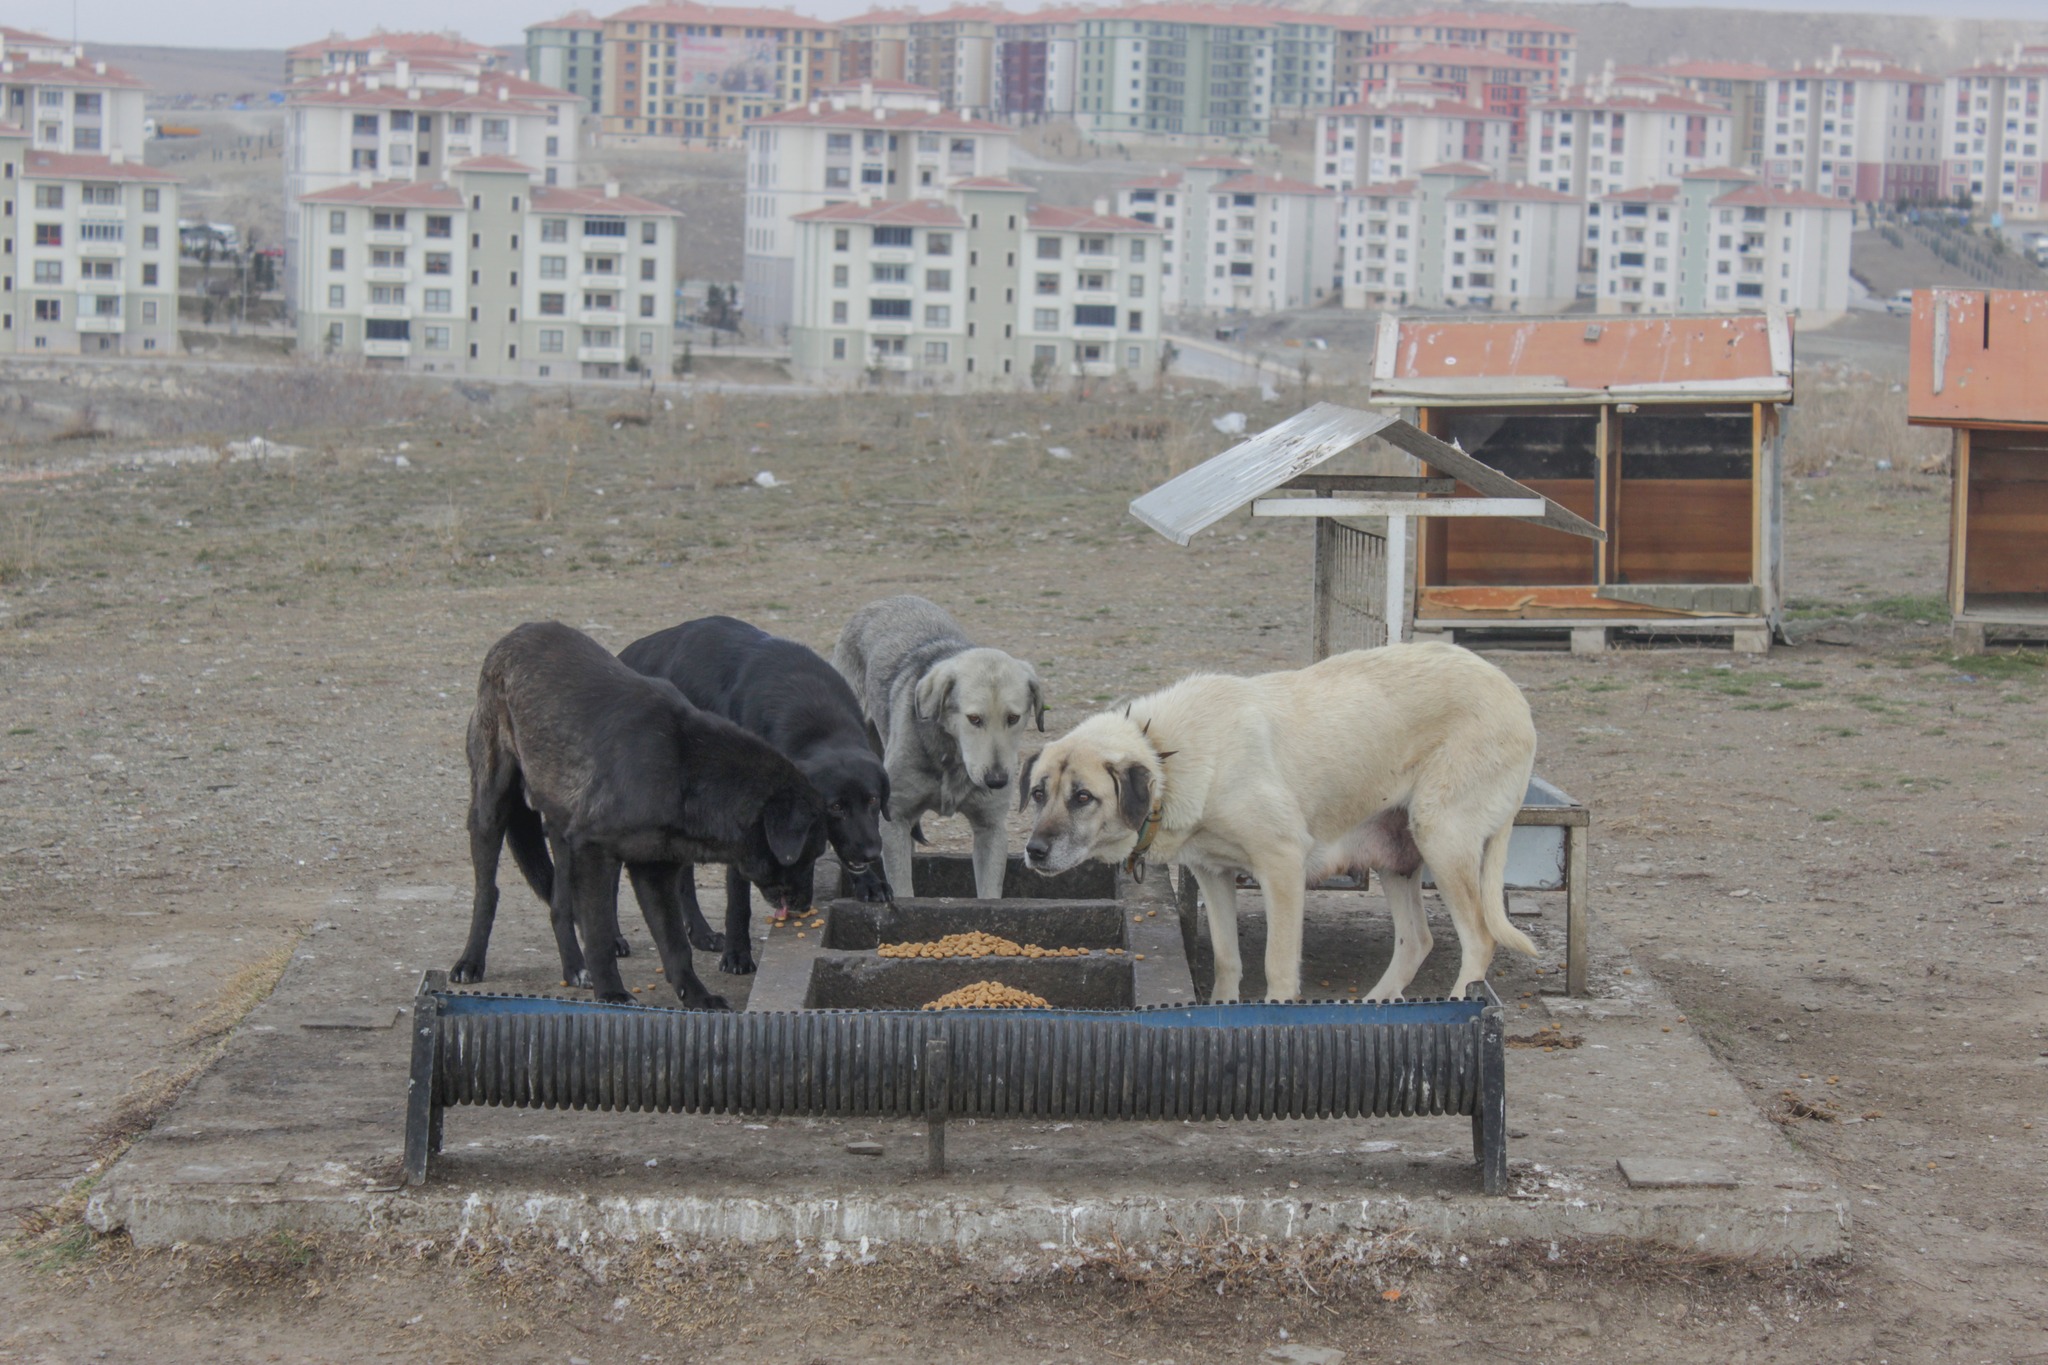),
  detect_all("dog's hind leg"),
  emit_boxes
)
[625,860,731,1011]
[1190,864,1245,1002]
[542,830,592,988]
[966,797,1008,899]
[1363,868,1431,1001]
[567,846,637,1005]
